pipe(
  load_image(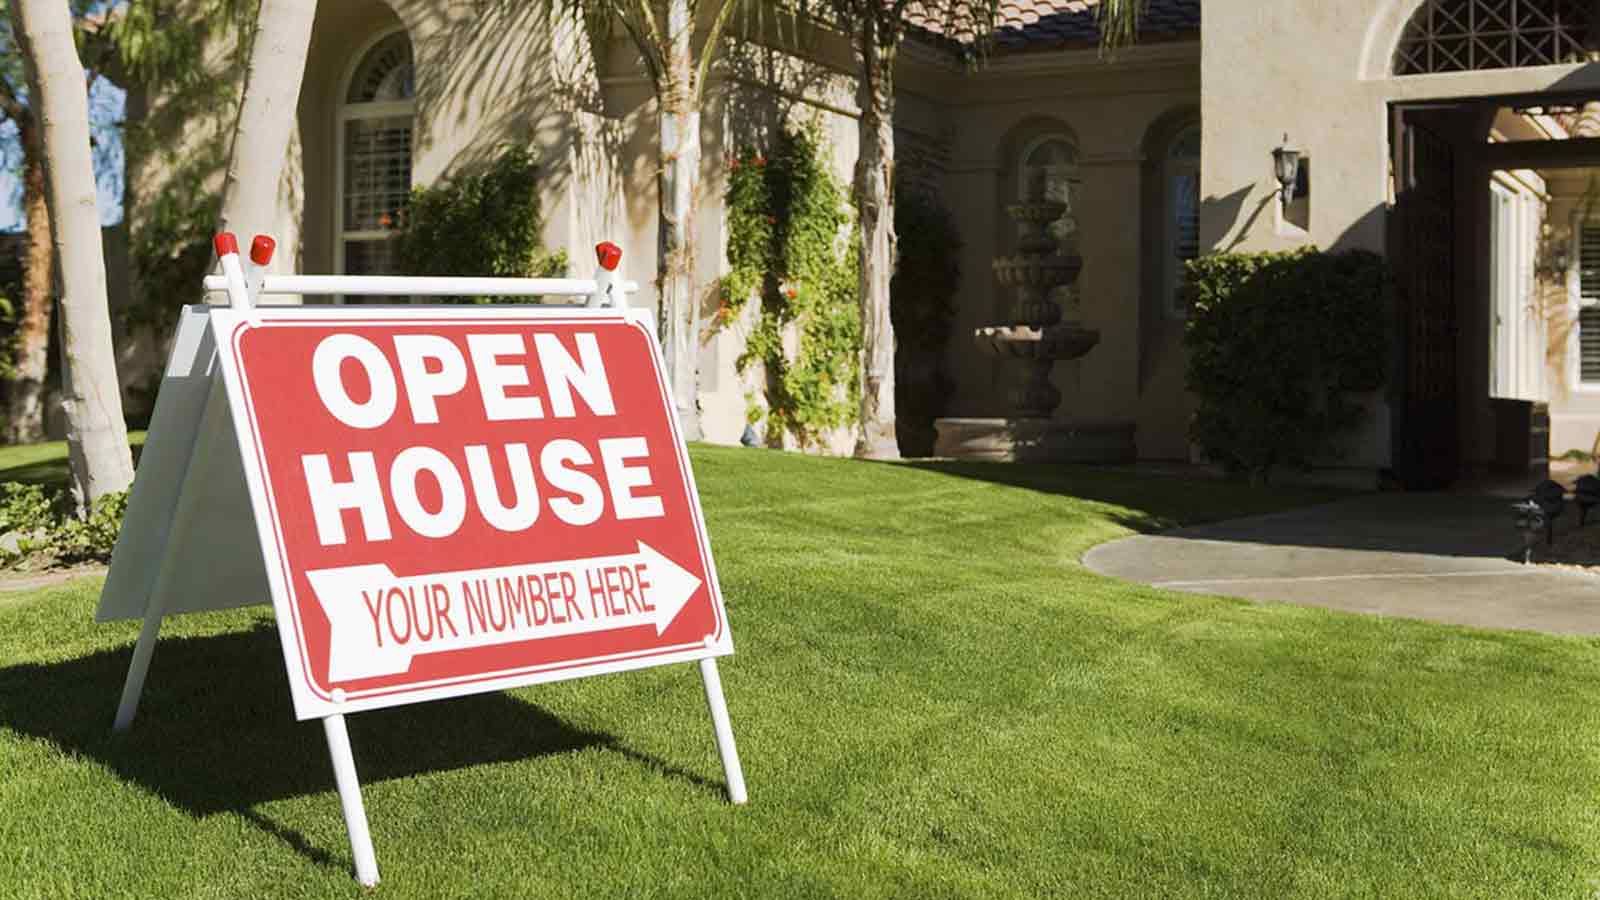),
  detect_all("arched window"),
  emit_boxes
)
[1018,134,1081,254]
[1017,134,1081,310]
[1394,0,1597,75]
[1164,125,1201,316]
[338,30,414,282]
